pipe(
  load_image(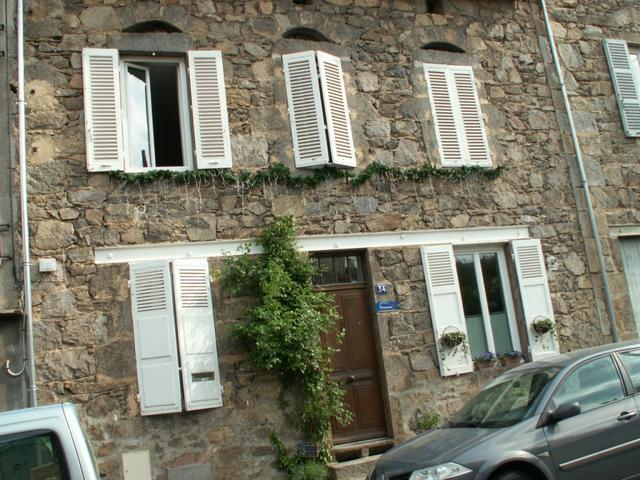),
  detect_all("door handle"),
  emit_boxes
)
[617,411,637,421]
[345,375,356,384]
